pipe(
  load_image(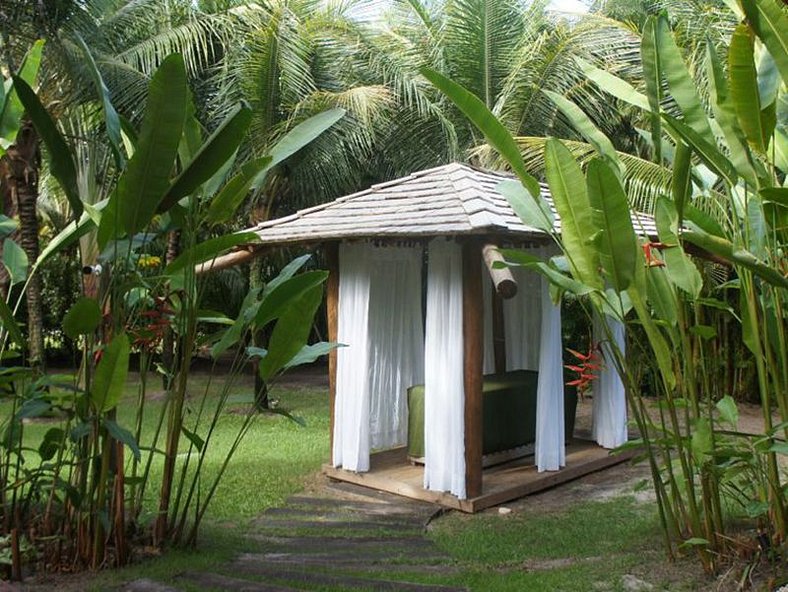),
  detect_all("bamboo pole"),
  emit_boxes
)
[482,244,517,299]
